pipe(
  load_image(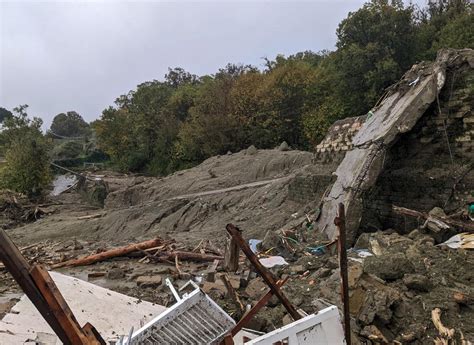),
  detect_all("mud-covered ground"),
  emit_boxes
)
[1,147,473,343]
